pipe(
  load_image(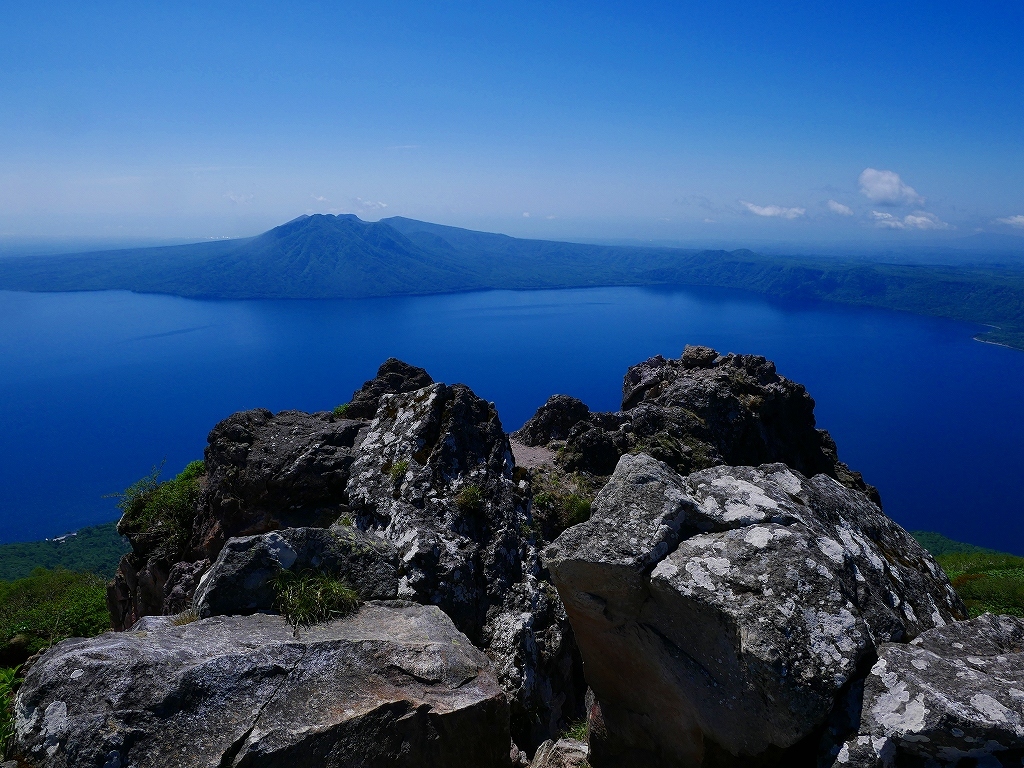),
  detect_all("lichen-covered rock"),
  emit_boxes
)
[344,357,435,419]
[829,614,1024,768]
[544,454,965,768]
[517,346,878,504]
[193,524,400,618]
[12,602,511,768]
[529,737,590,768]
[347,382,585,748]
[192,409,367,558]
